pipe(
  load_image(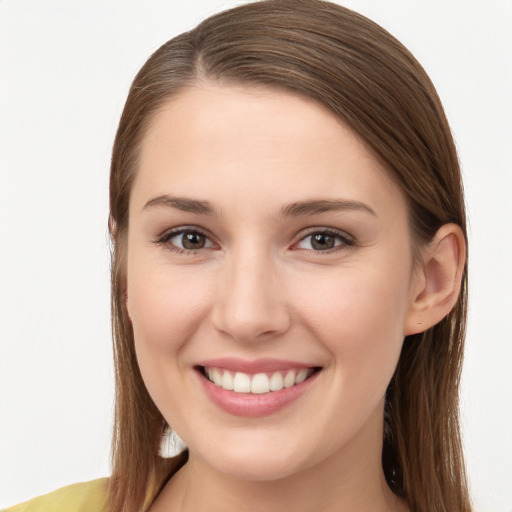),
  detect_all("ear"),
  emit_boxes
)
[404,223,466,335]
[123,290,132,321]
[108,215,118,242]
